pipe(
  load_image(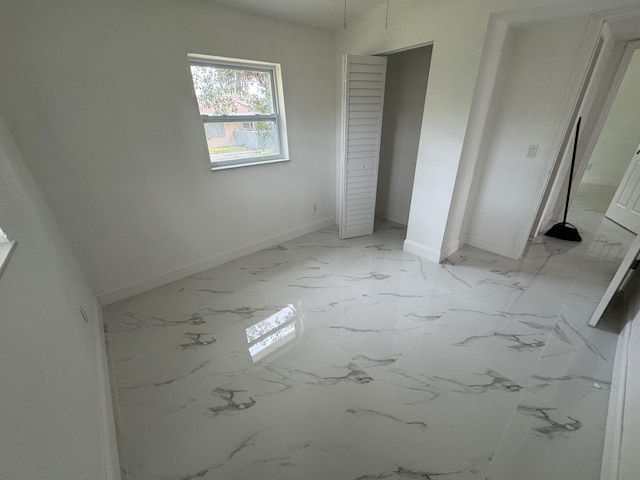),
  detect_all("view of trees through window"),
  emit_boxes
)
[189,62,279,165]
[190,66,273,115]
